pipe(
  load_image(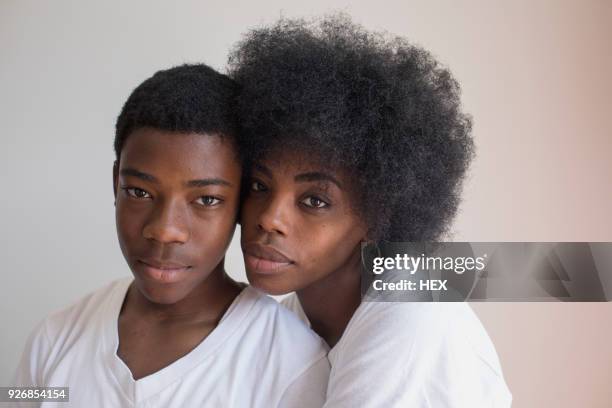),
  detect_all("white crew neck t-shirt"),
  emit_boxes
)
[12,278,330,408]
[282,295,512,408]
